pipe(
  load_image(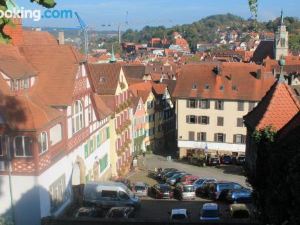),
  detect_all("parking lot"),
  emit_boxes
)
[125,154,252,222]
